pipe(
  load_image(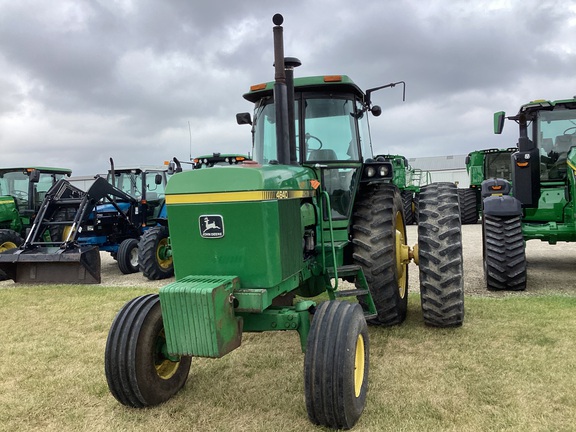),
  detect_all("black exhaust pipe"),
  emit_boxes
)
[272,14,290,165]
